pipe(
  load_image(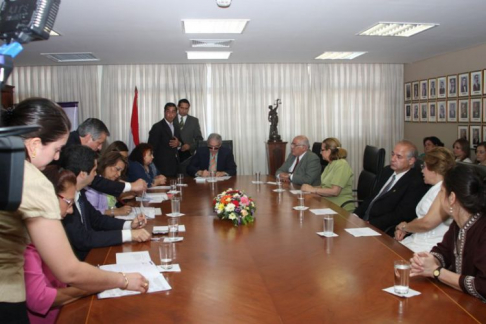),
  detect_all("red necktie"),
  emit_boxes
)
[290,156,300,174]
